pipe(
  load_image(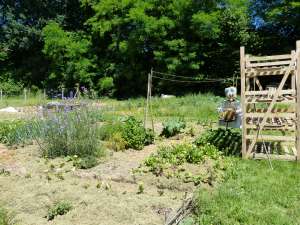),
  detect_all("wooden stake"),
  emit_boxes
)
[296,41,300,160]
[144,73,151,128]
[0,89,2,101]
[240,46,247,158]
[24,88,27,102]
[149,68,154,131]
